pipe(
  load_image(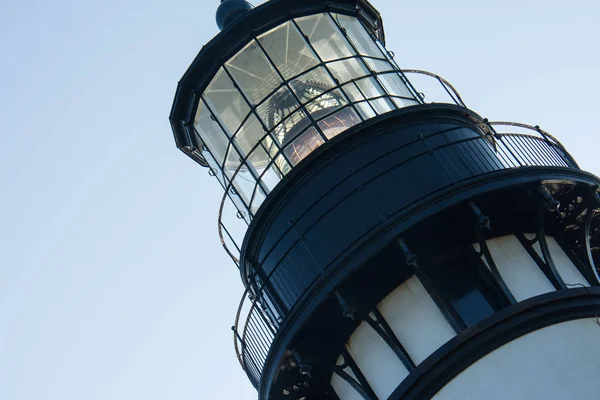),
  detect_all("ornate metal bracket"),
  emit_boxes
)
[583,201,600,285]
[335,290,415,372]
[334,291,357,321]
[552,186,600,286]
[331,350,379,400]
[363,309,416,372]
[469,201,517,305]
[397,238,465,332]
[517,188,567,290]
[398,238,418,269]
